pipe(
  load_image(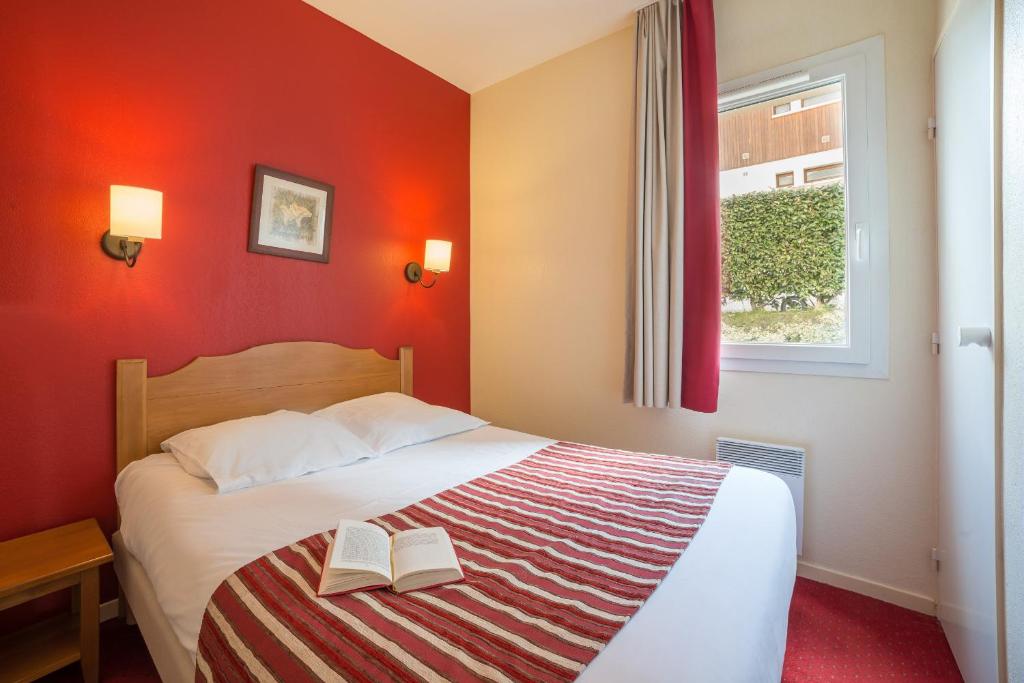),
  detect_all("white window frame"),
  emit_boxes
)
[717,35,890,379]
